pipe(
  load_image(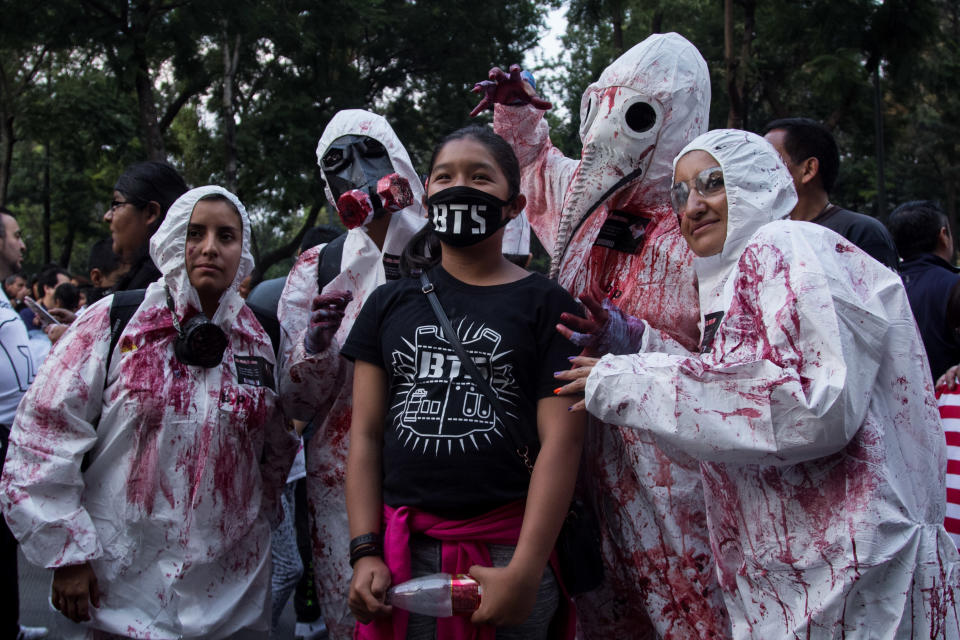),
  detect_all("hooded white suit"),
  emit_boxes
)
[493,33,728,638]
[278,110,426,639]
[586,129,960,639]
[0,186,299,639]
